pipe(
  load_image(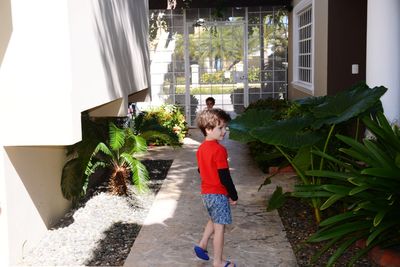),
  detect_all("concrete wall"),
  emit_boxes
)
[0,0,150,264]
